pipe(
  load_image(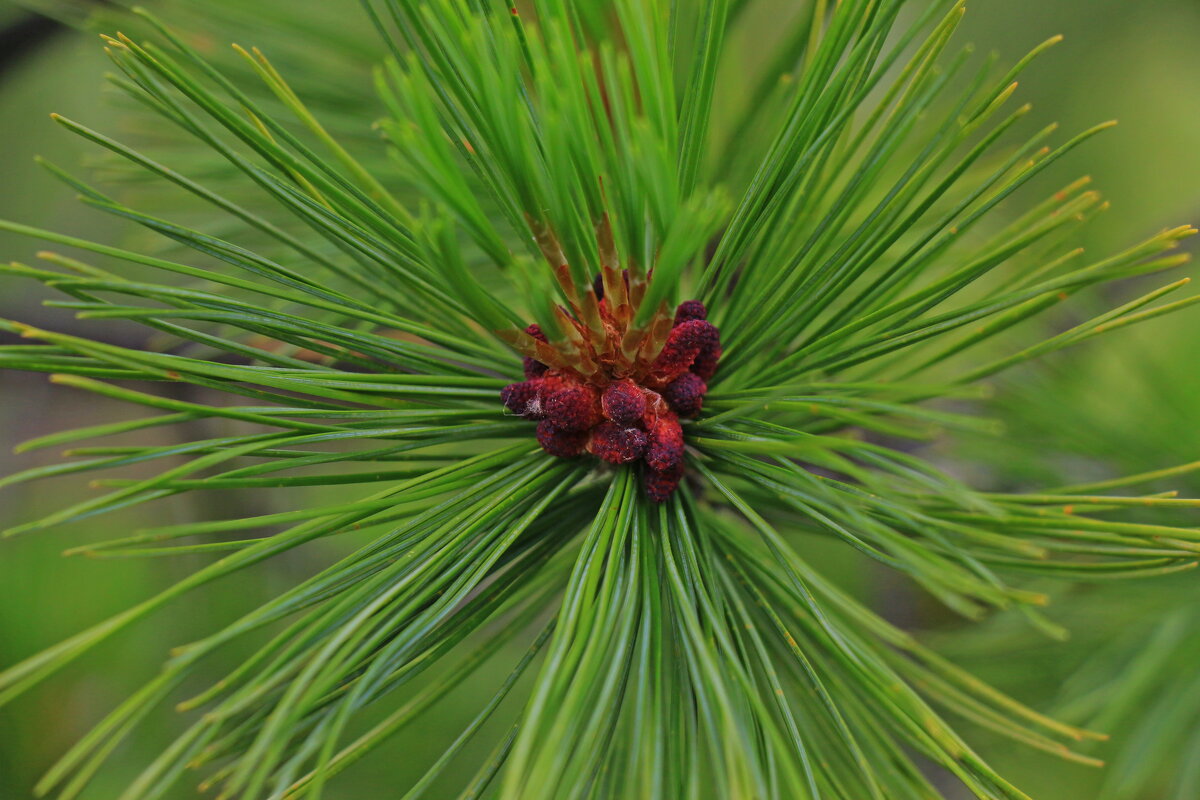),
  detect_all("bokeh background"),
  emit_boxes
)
[1,0,1198,797]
